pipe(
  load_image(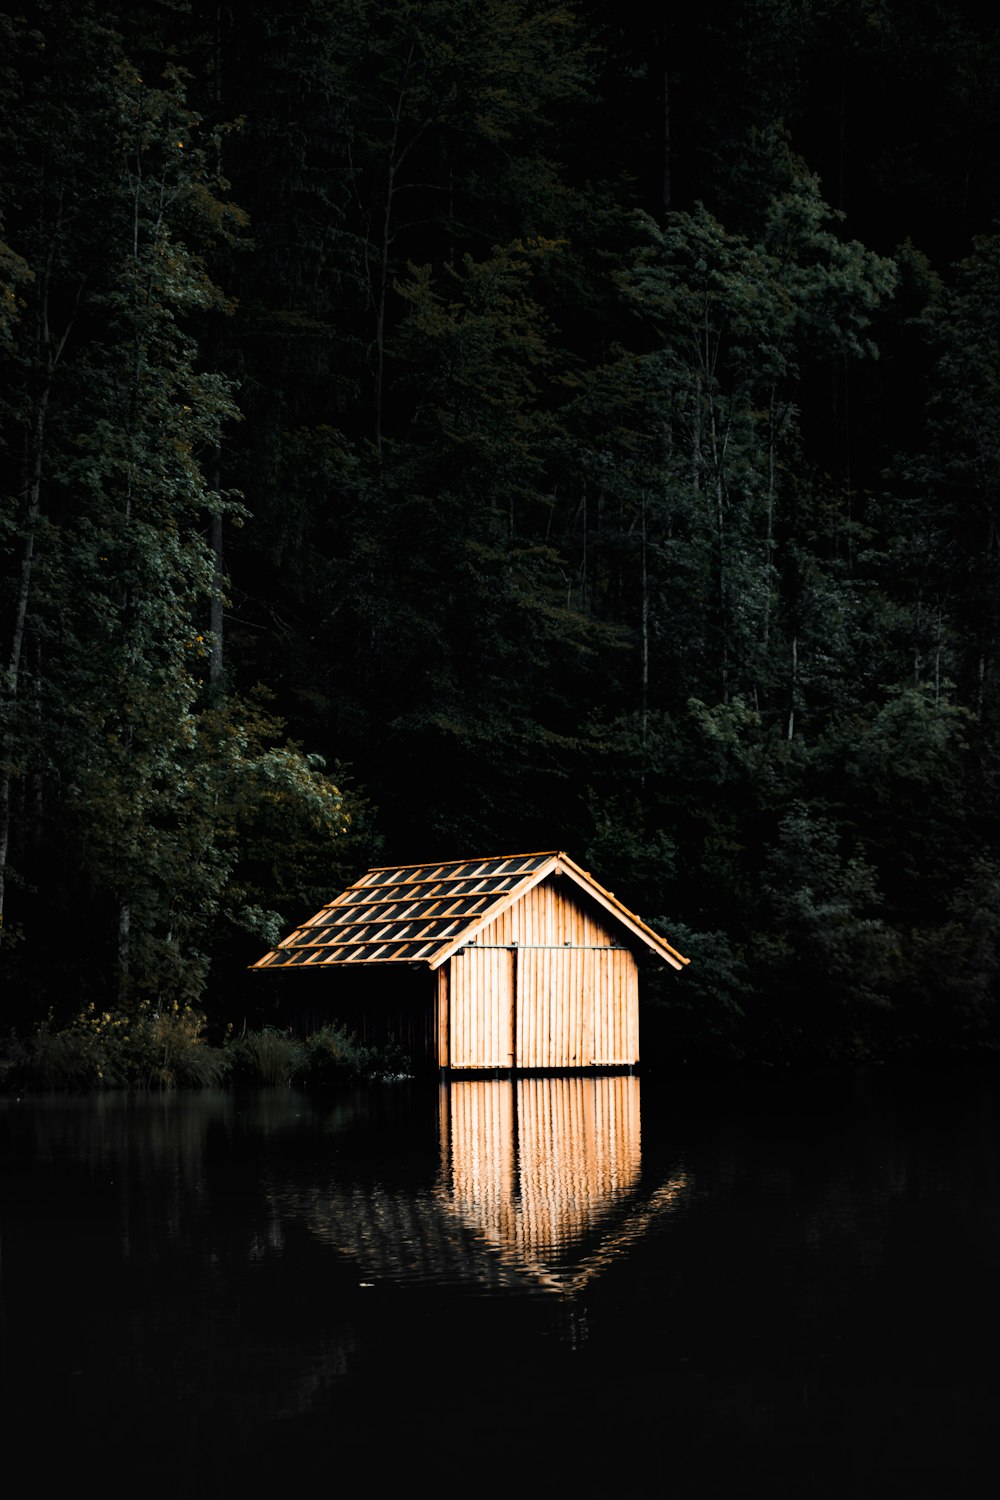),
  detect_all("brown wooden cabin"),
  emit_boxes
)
[252,850,689,1071]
